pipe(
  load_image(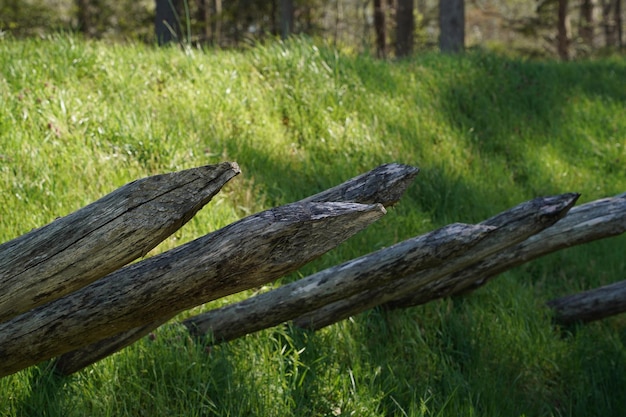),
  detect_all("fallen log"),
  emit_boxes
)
[0,201,386,378]
[547,280,626,325]
[53,162,419,375]
[182,223,496,343]
[387,192,626,309]
[0,162,240,323]
[293,193,579,330]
